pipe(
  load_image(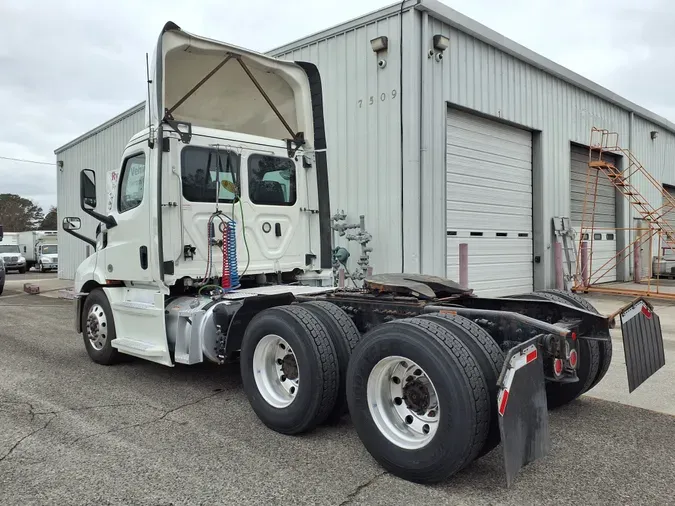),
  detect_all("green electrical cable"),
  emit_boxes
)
[238,198,251,277]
